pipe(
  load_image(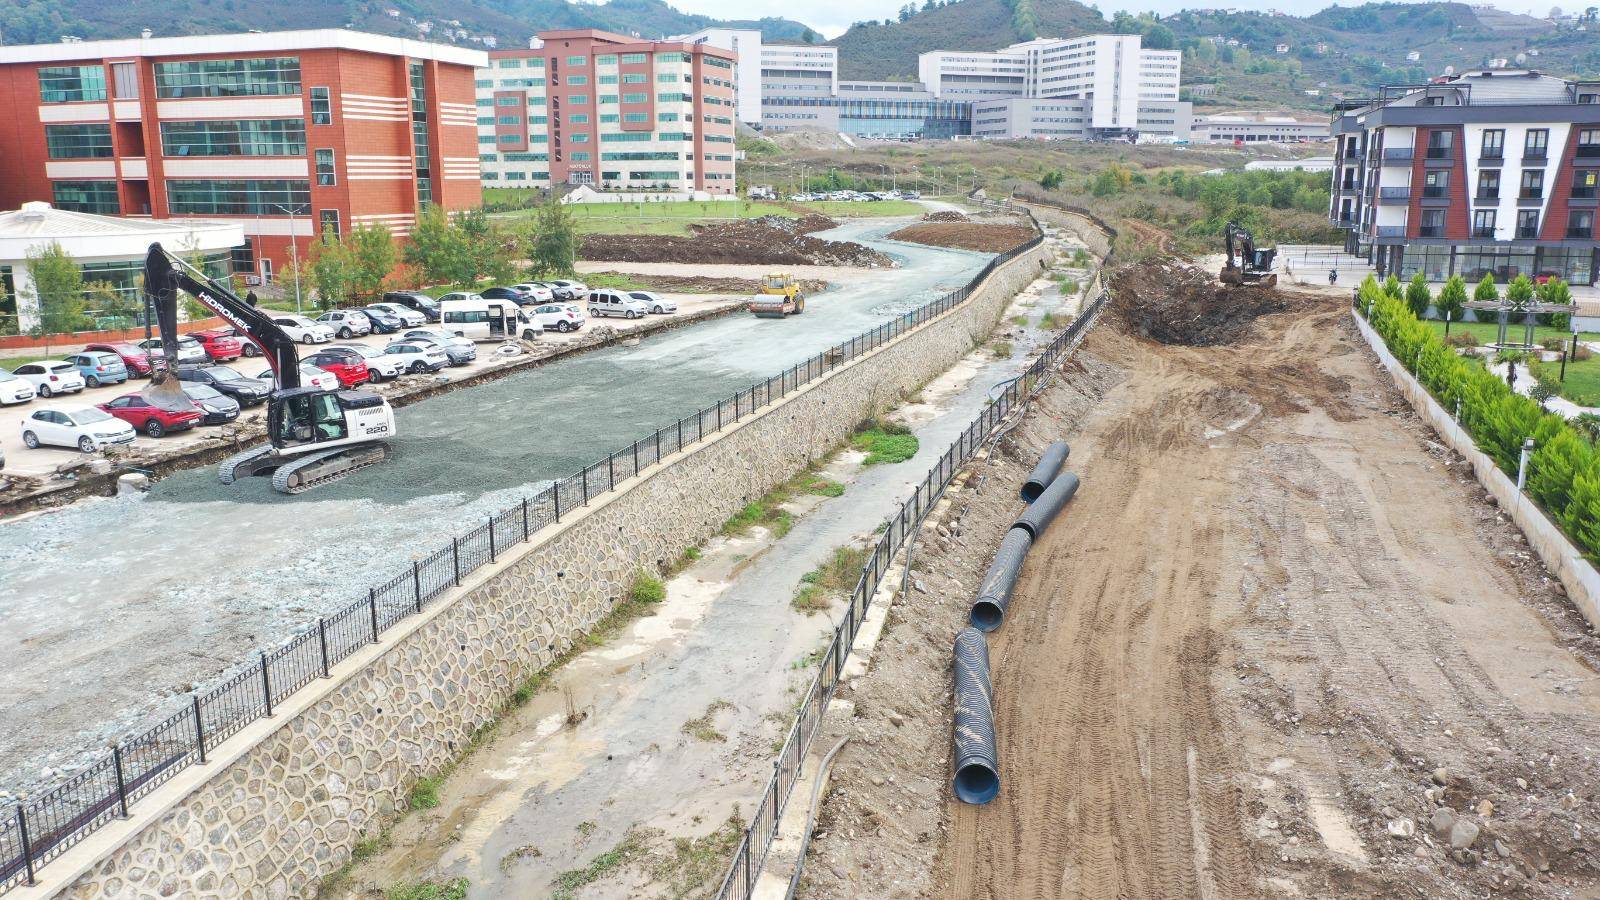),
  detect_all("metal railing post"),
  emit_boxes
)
[412,561,422,612]
[677,419,683,451]
[112,745,129,818]
[192,695,207,763]
[317,618,330,678]
[632,440,639,476]
[522,497,529,539]
[16,807,35,886]
[608,452,615,489]
[717,400,723,431]
[369,589,380,642]
[489,516,497,563]
[655,429,661,465]
[582,467,590,506]
[260,652,274,717]
[452,537,461,585]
